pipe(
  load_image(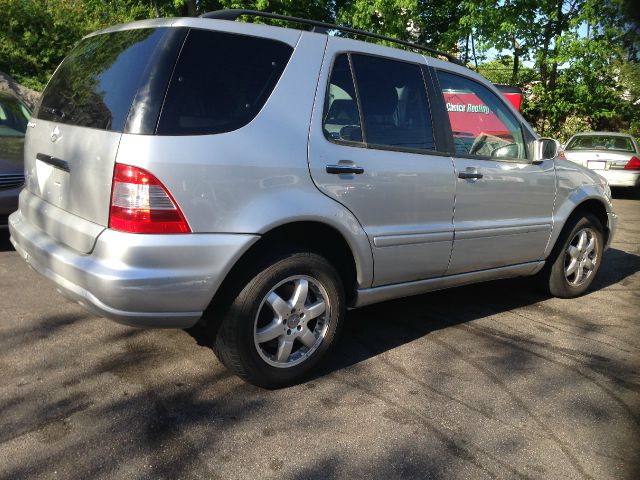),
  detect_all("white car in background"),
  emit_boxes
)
[561,132,640,191]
